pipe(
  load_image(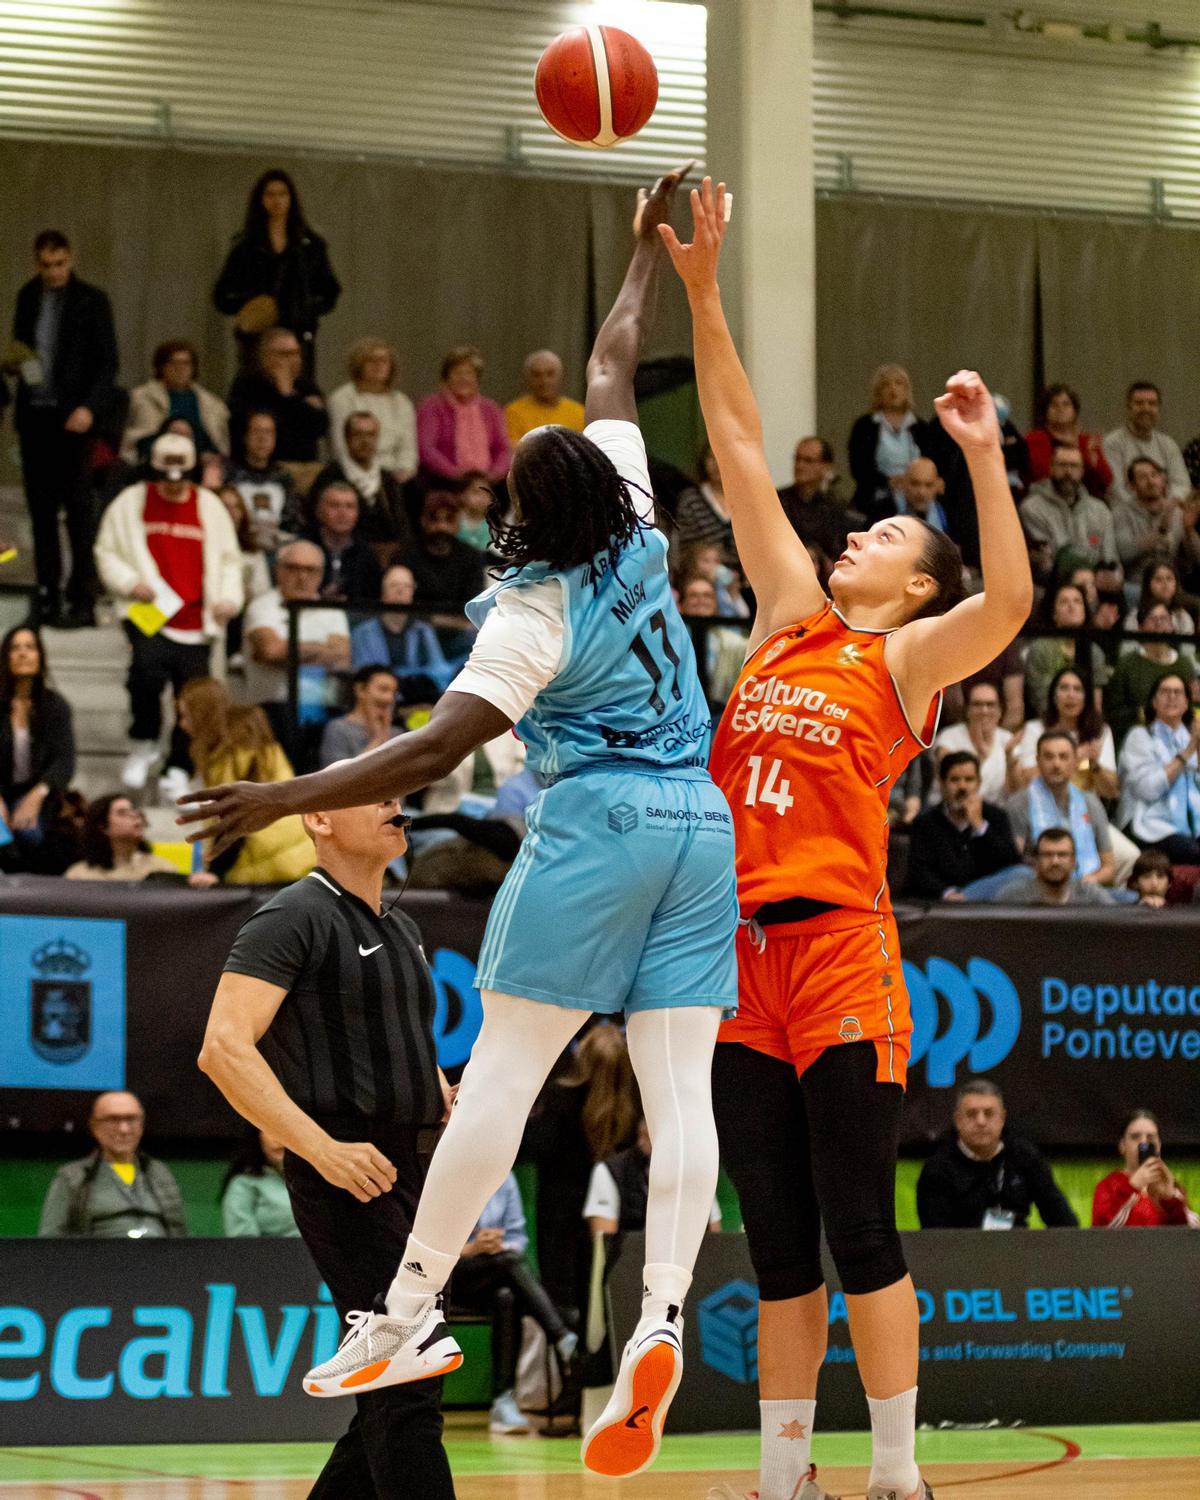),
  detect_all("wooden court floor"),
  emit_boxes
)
[2,1424,1196,1498]
[0,1458,1194,1498]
